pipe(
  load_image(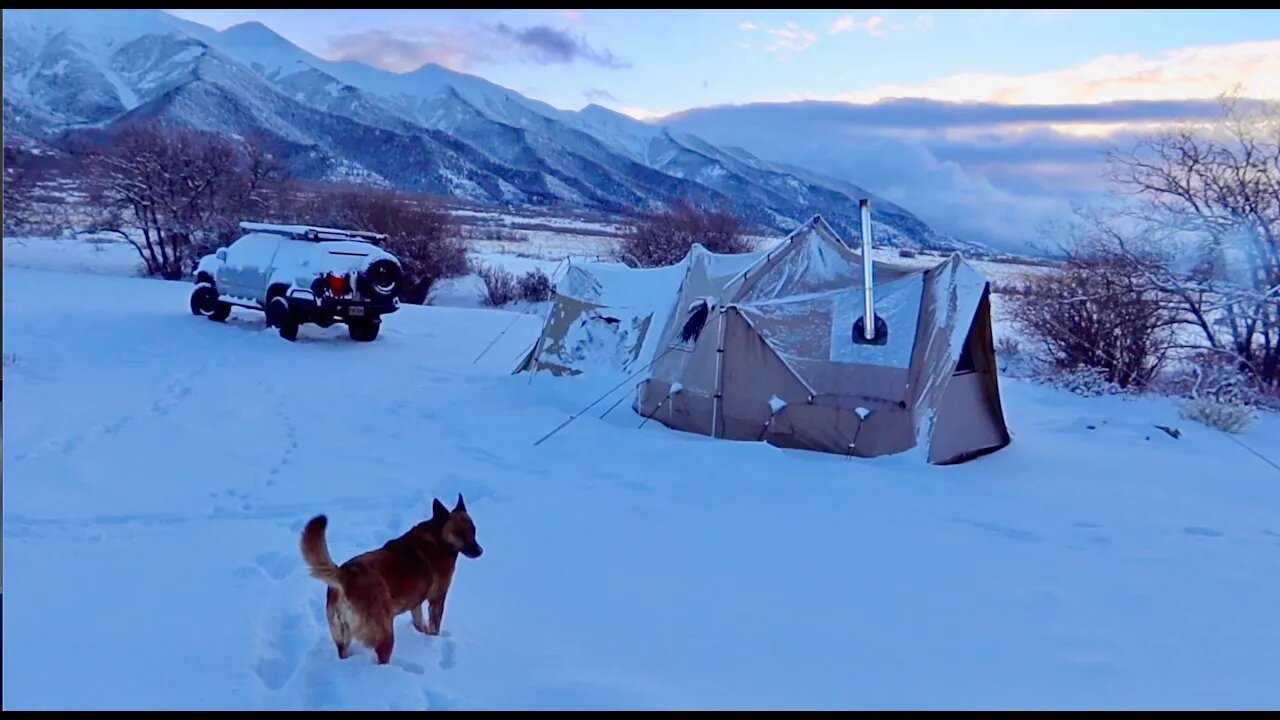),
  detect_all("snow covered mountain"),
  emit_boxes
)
[2,9,983,253]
